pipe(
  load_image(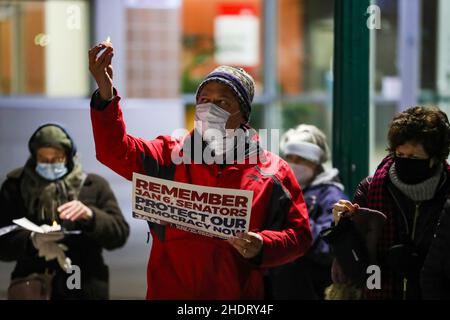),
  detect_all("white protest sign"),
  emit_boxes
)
[132,172,253,239]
